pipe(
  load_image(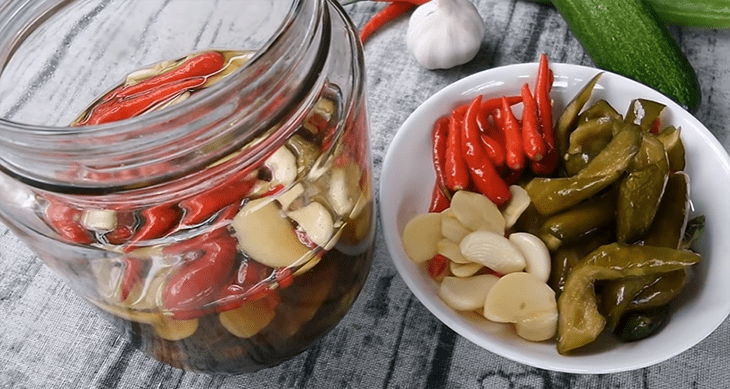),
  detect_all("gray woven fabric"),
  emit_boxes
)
[2,1,730,388]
